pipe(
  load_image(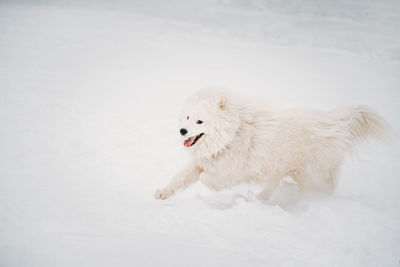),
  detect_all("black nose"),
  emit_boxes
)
[180,128,188,136]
